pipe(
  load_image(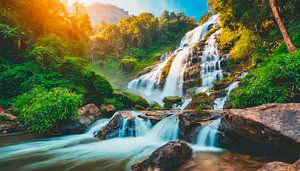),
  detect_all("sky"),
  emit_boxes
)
[67,0,209,21]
